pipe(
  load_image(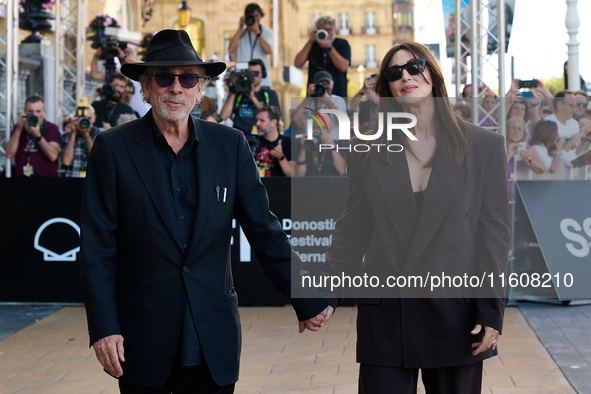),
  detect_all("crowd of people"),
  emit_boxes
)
[5,2,590,182]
